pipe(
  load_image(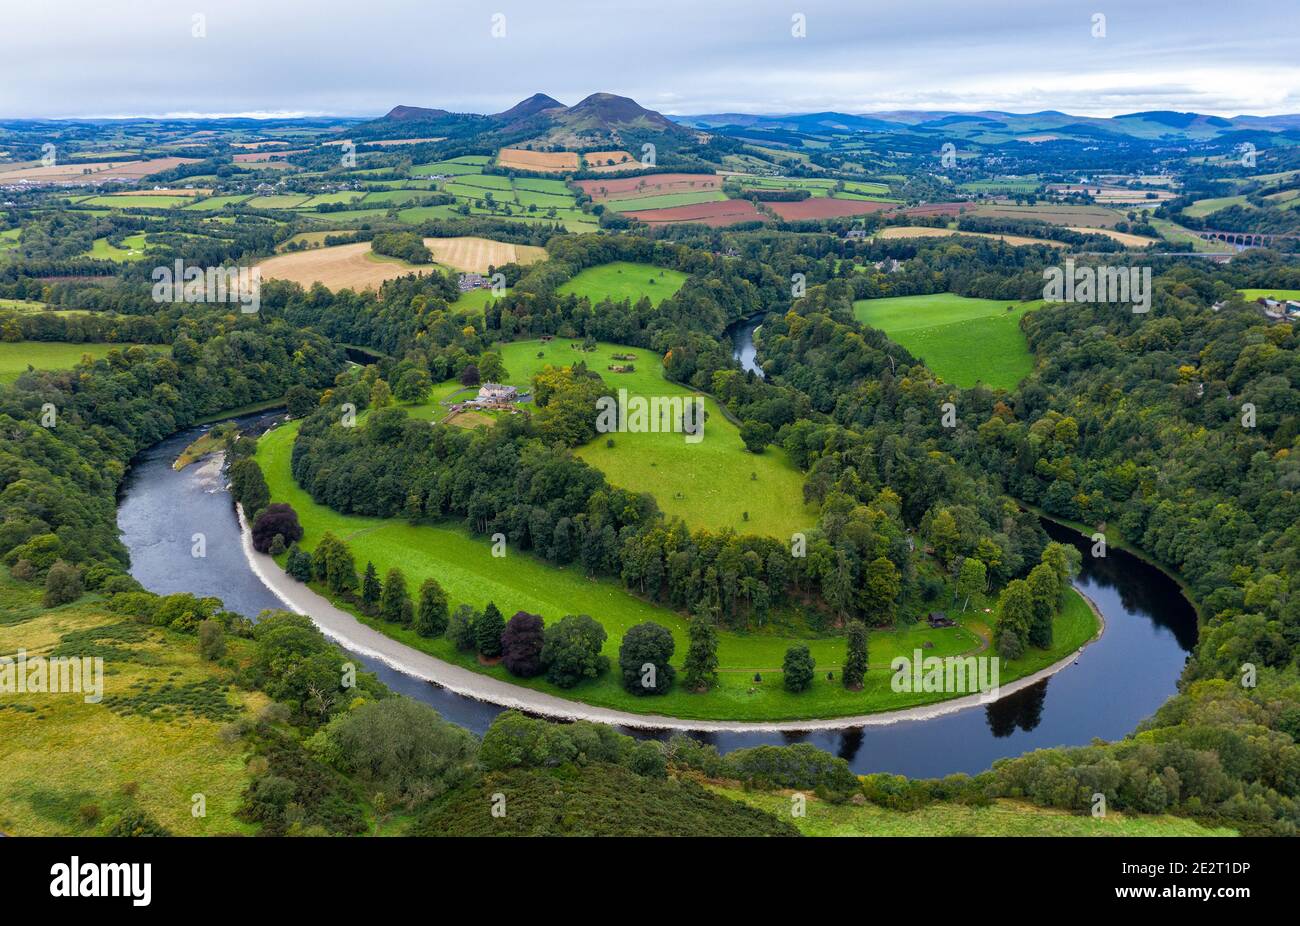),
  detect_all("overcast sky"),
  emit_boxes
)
[3,0,1297,120]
